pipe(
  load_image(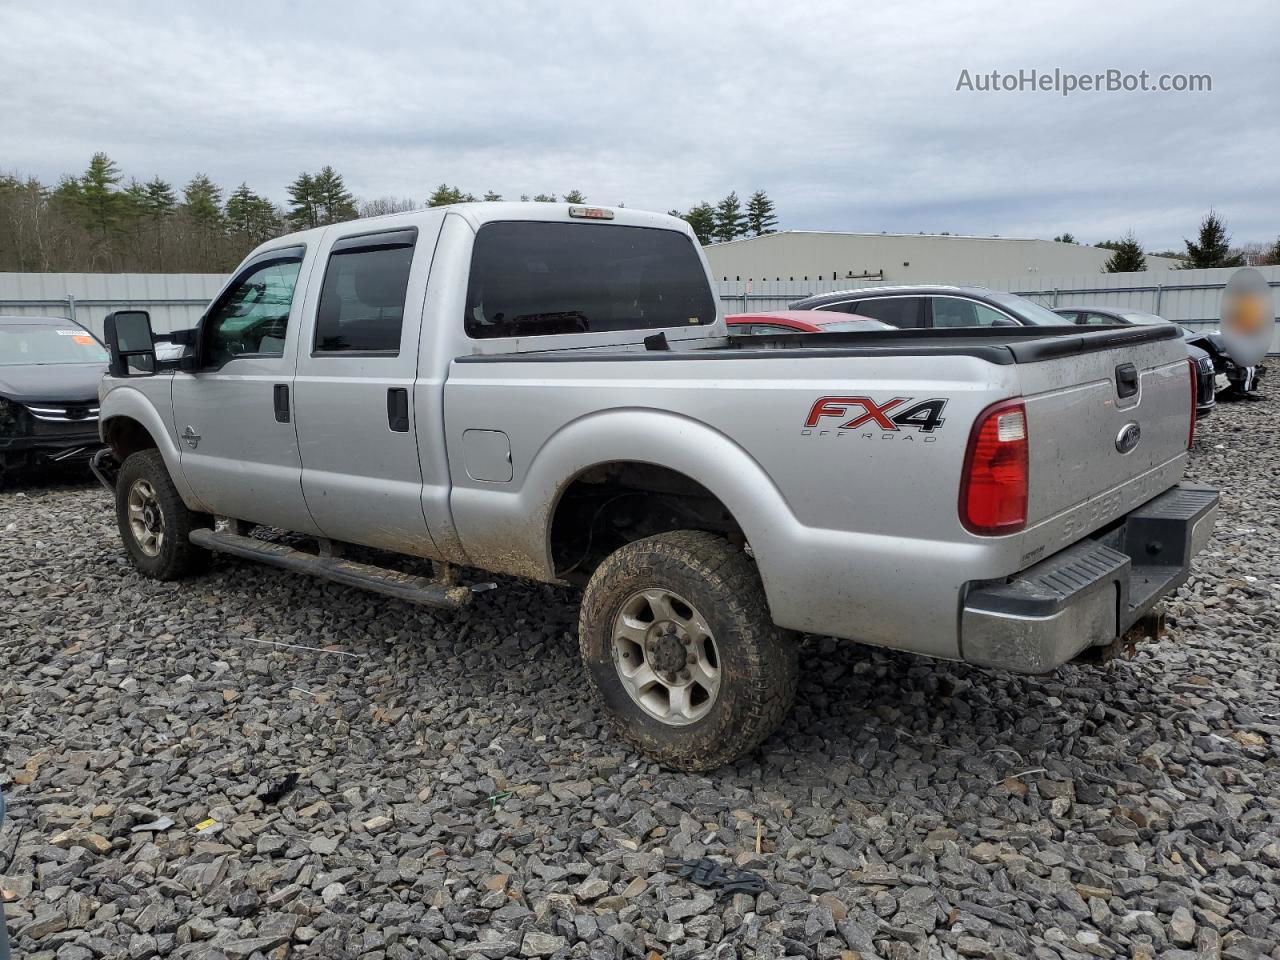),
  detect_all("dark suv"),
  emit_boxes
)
[0,315,108,478]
